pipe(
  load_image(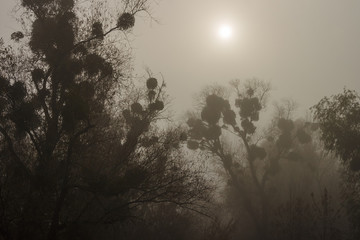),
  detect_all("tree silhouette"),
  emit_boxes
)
[185,80,333,240]
[313,89,360,239]
[186,80,272,239]
[312,89,360,171]
[0,1,209,239]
